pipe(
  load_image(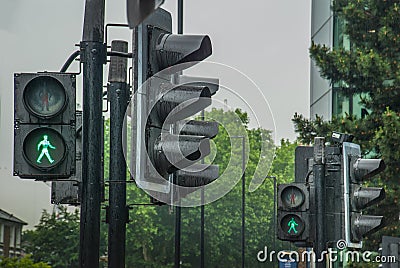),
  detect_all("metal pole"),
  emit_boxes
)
[79,0,105,267]
[271,176,277,251]
[178,0,183,34]
[314,137,326,268]
[107,40,129,268]
[200,110,205,268]
[174,2,183,268]
[200,189,205,268]
[174,202,182,268]
[241,137,245,268]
